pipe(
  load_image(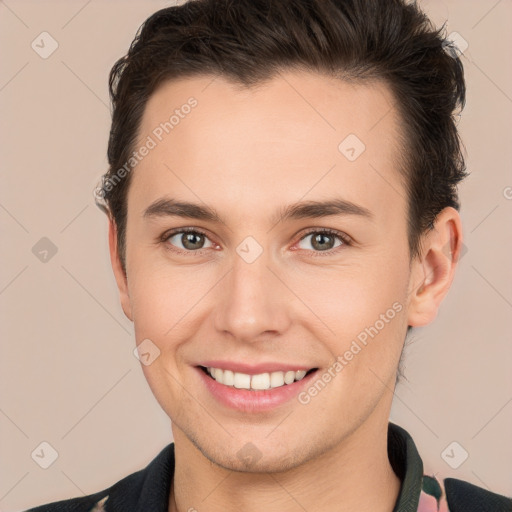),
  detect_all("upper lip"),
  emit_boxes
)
[197,361,317,375]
